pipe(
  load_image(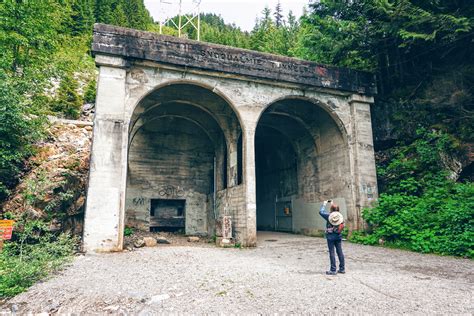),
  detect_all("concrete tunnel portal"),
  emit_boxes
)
[125,83,243,237]
[83,24,378,252]
[255,98,350,233]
